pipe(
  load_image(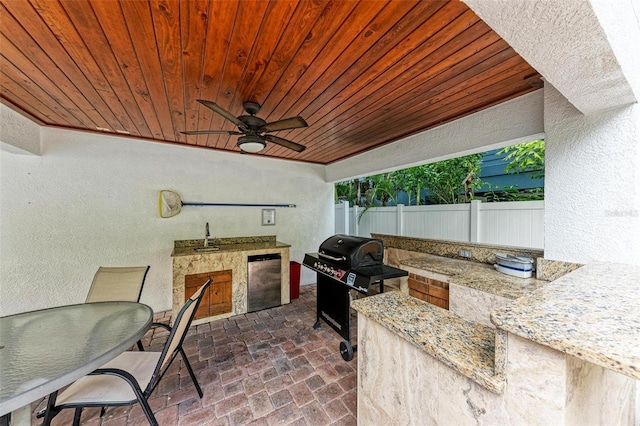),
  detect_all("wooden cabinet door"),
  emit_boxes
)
[408,273,449,310]
[185,270,232,320]
[209,270,232,316]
